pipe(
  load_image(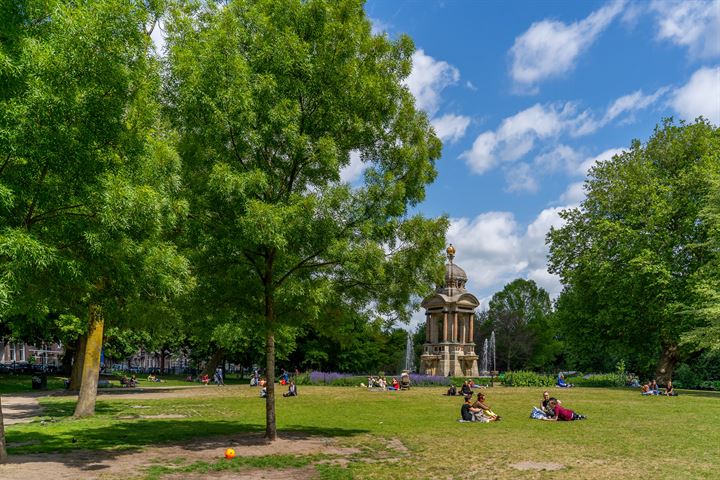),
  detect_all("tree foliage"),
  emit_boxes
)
[485,278,556,371]
[0,0,192,426]
[165,0,446,439]
[548,119,720,378]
